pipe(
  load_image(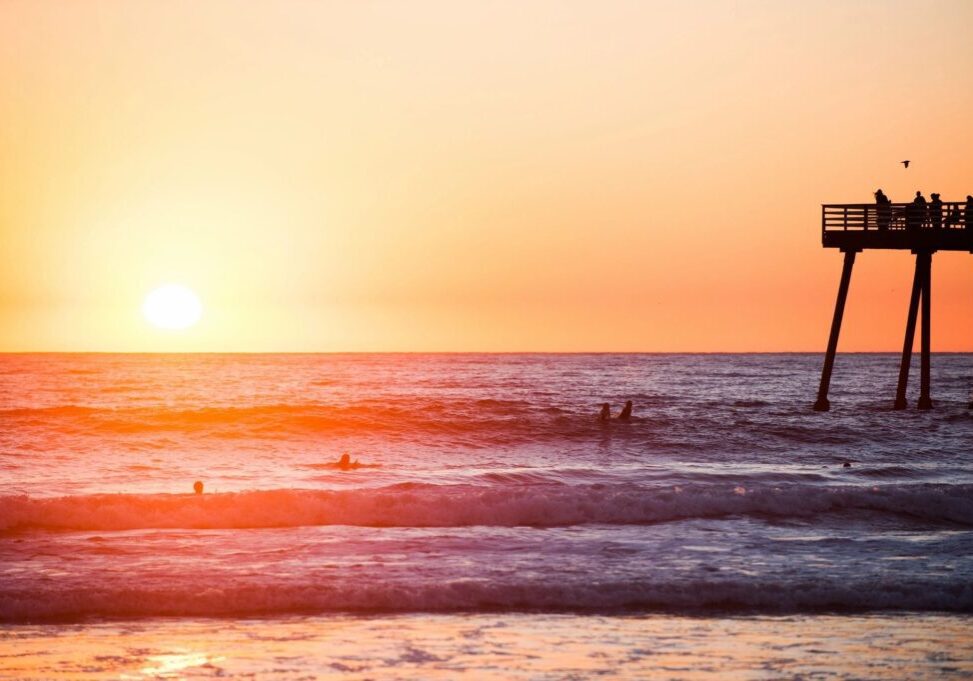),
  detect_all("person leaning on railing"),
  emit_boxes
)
[966,195,973,229]
[929,193,943,229]
[906,191,925,231]
[874,189,891,230]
